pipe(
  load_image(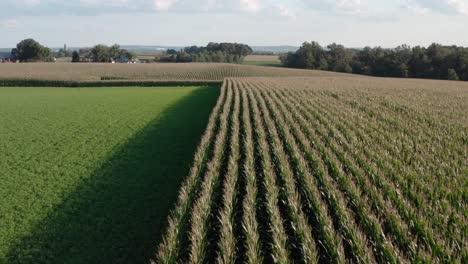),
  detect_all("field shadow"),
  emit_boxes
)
[3,87,219,264]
